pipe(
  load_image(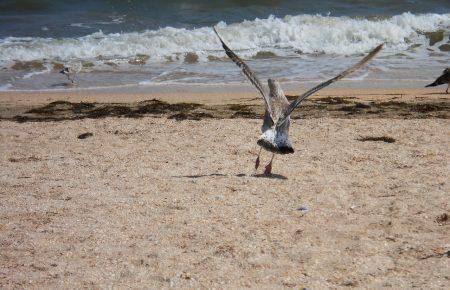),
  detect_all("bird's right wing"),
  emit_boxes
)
[278,44,383,125]
[213,27,273,120]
